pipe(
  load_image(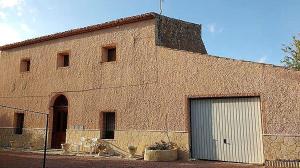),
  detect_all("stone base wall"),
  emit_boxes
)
[66,129,101,145]
[66,131,300,161]
[66,129,189,159]
[1,128,299,161]
[0,128,46,149]
[263,135,300,160]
